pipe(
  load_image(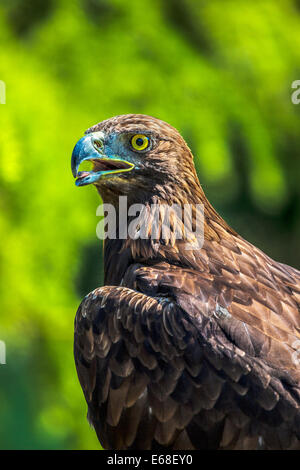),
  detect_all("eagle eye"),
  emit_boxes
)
[130,134,150,152]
